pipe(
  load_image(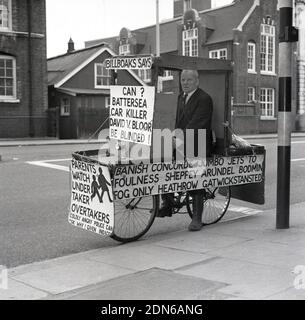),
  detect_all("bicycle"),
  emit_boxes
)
[110,186,231,243]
